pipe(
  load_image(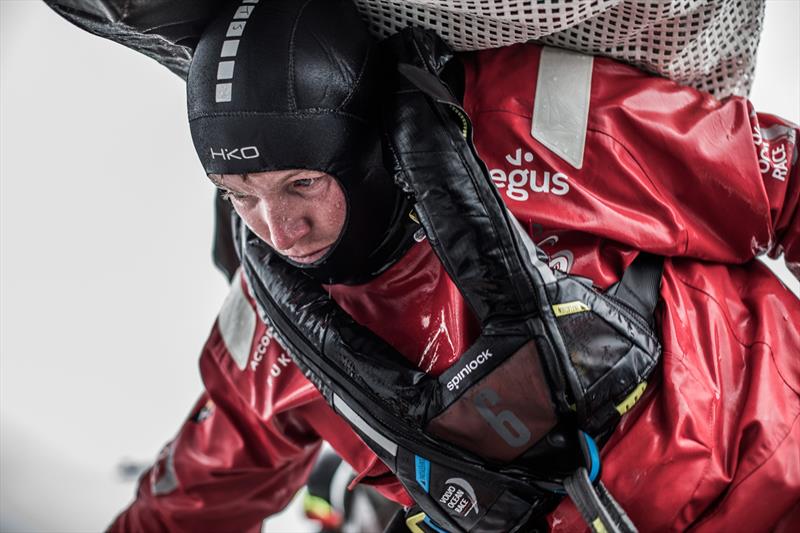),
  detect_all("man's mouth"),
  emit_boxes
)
[286,246,331,264]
